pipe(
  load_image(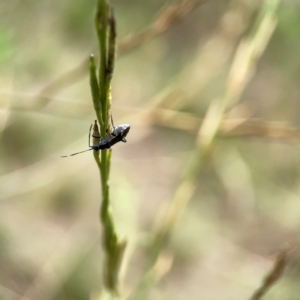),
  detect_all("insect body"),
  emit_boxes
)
[62,123,130,157]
